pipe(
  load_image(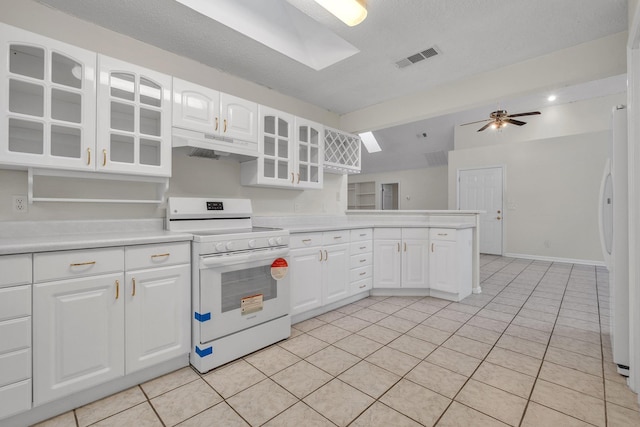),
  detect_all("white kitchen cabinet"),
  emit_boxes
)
[124,243,190,373]
[172,78,258,143]
[33,247,125,405]
[373,228,429,289]
[97,55,172,177]
[241,108,325,189]
[349,228,373,294]
[294,117,323,189]
[429,228,473,301]
[32,242,190,405]
[0,23,96,171]
[289,231,350,316]
[323,127,361,174]
[0,254,33,420]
